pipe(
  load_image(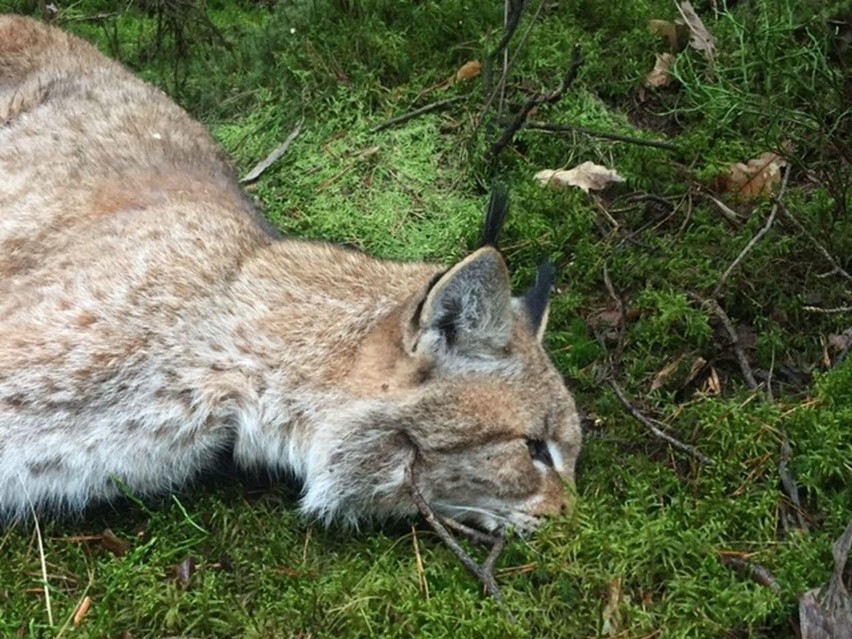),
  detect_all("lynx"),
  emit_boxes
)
[0,15,582,534]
